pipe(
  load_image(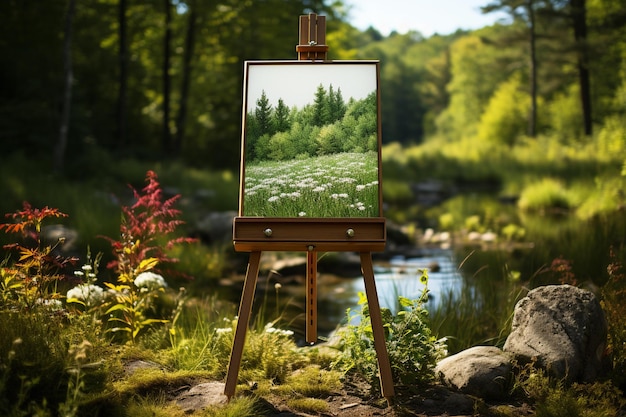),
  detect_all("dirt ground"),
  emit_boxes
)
[257,375,535,417]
